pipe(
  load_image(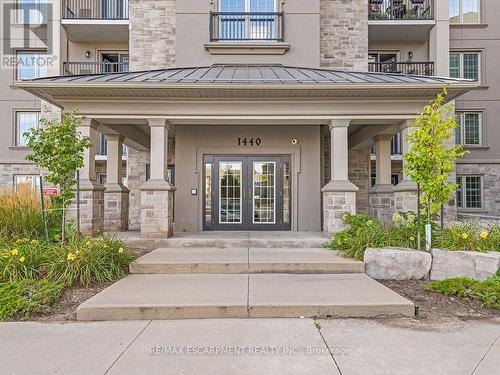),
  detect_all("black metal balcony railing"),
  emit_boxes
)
[63,0,129,20]
[368,0,433,20]
[63,61,129,76]
[369,61,435,76]
[209,12,284,42]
